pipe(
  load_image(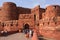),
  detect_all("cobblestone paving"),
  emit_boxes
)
[0,33,31,40]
